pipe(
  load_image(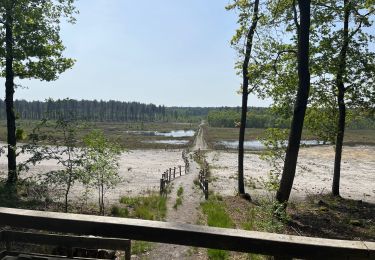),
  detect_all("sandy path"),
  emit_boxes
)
[193,122,208,151]
[143,130,207,259]
[142,157,205,260]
